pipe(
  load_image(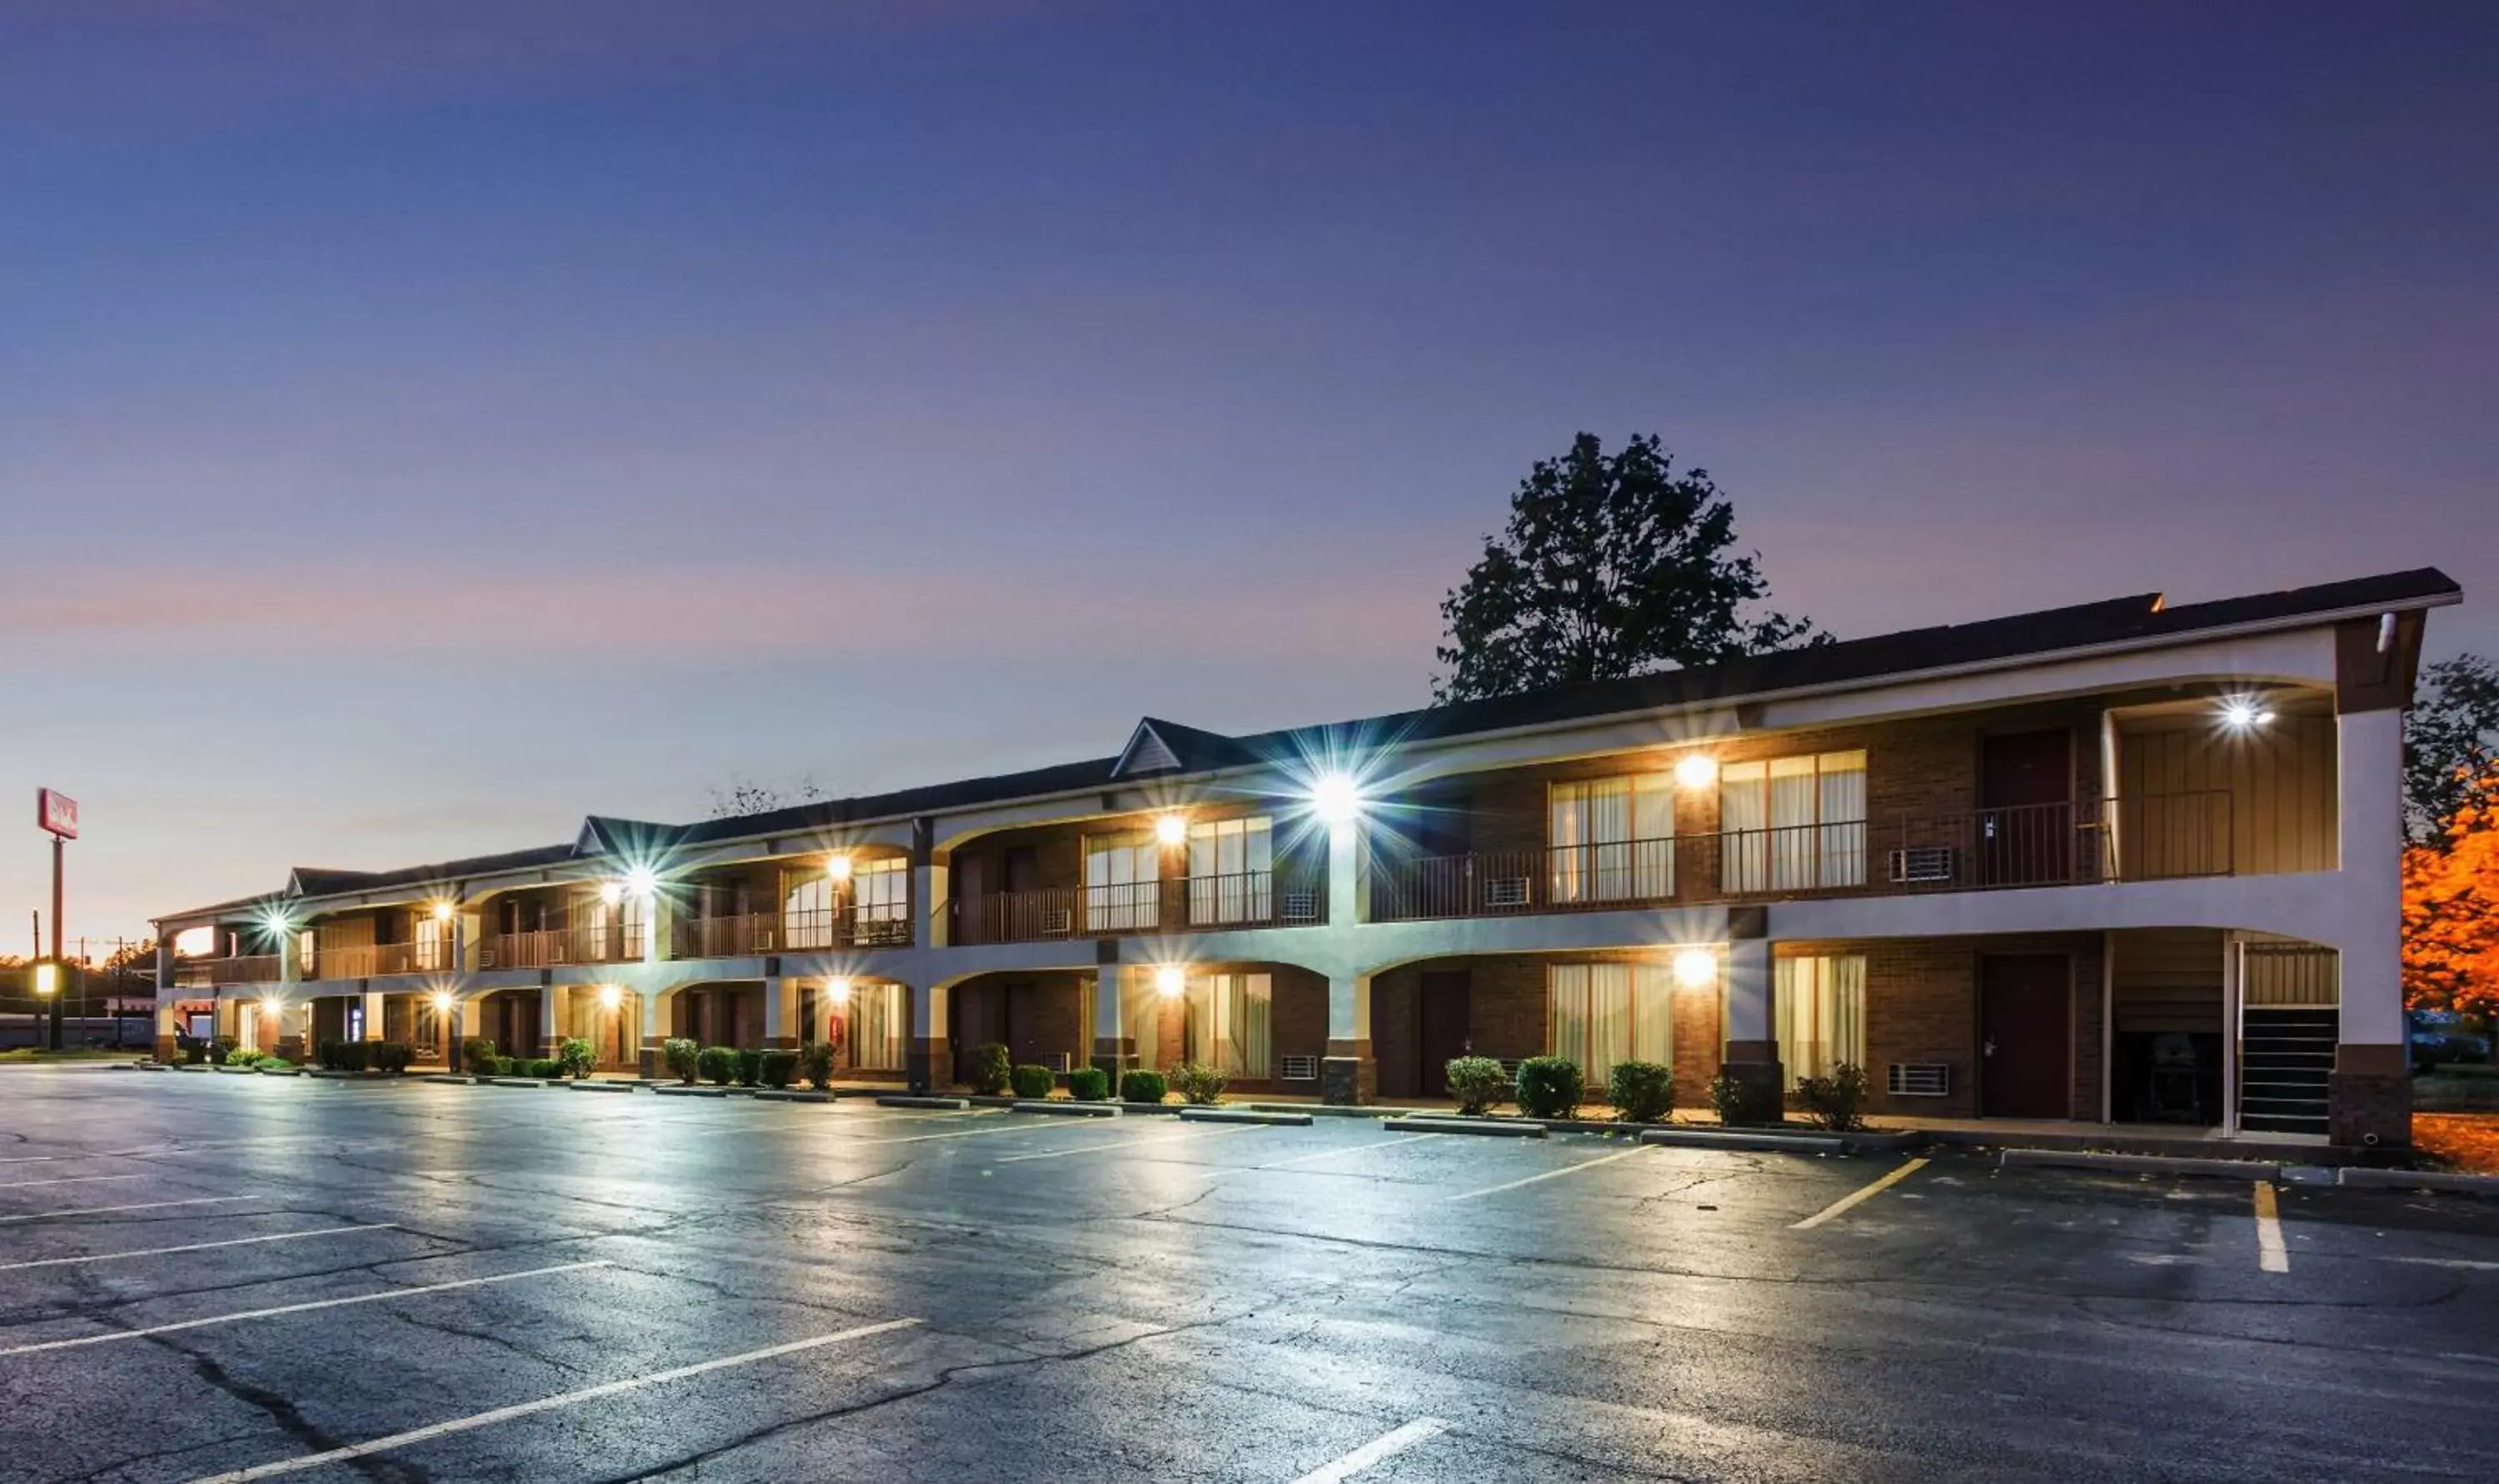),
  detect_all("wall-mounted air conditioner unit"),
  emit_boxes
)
[1887,1063,1951,1097]
[1888,847,1956,884]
